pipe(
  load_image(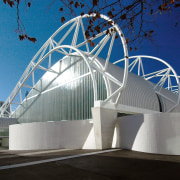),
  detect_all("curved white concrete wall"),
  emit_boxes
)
[117,113,180,155]
[9,120,96,150]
